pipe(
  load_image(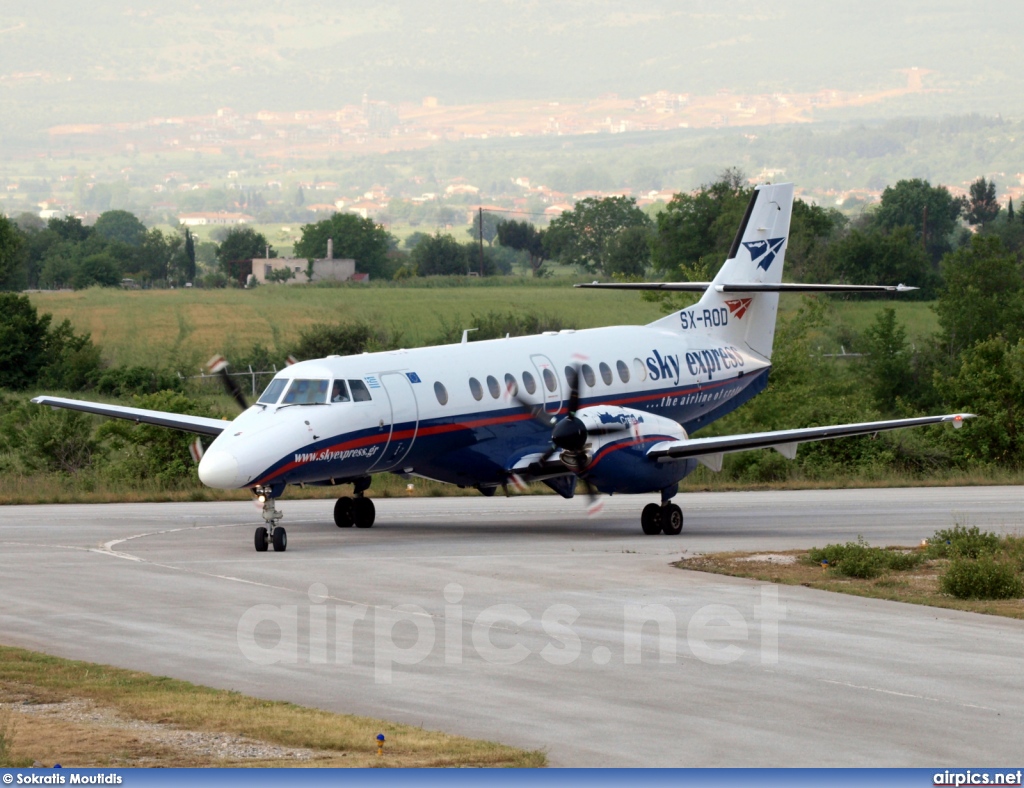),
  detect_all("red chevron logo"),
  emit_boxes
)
[725,298,753,319]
